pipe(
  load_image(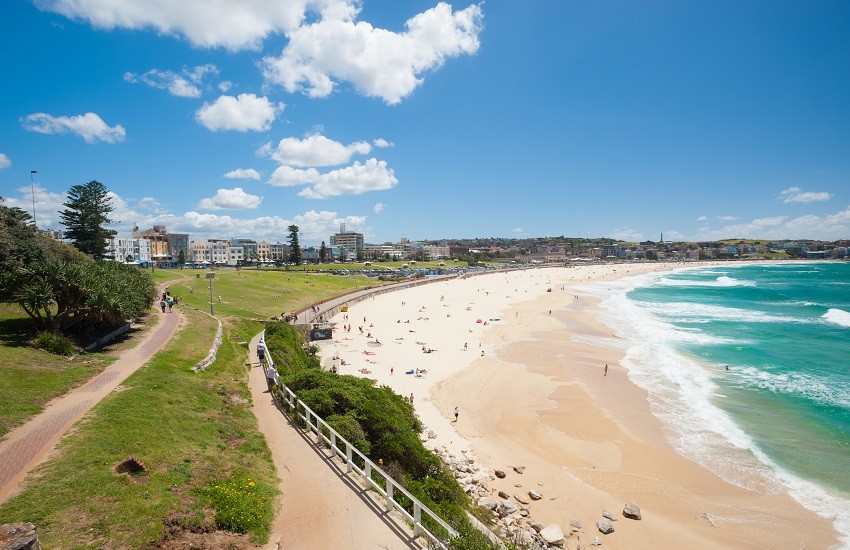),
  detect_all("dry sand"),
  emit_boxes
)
[315,263,839,549]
